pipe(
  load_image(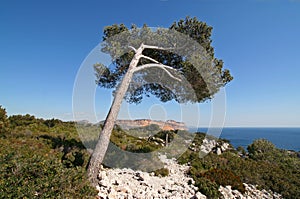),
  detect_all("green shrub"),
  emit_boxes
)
[202,168,245,193]
[0,110,97,198]
[0,105,10,135]
[194,177,220,199]
[154,168,169,177]
[178,136,300,199]
[0,136,97,198]
[236,146,246,156]
[247,139,277,161]
[154,130,176,143]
